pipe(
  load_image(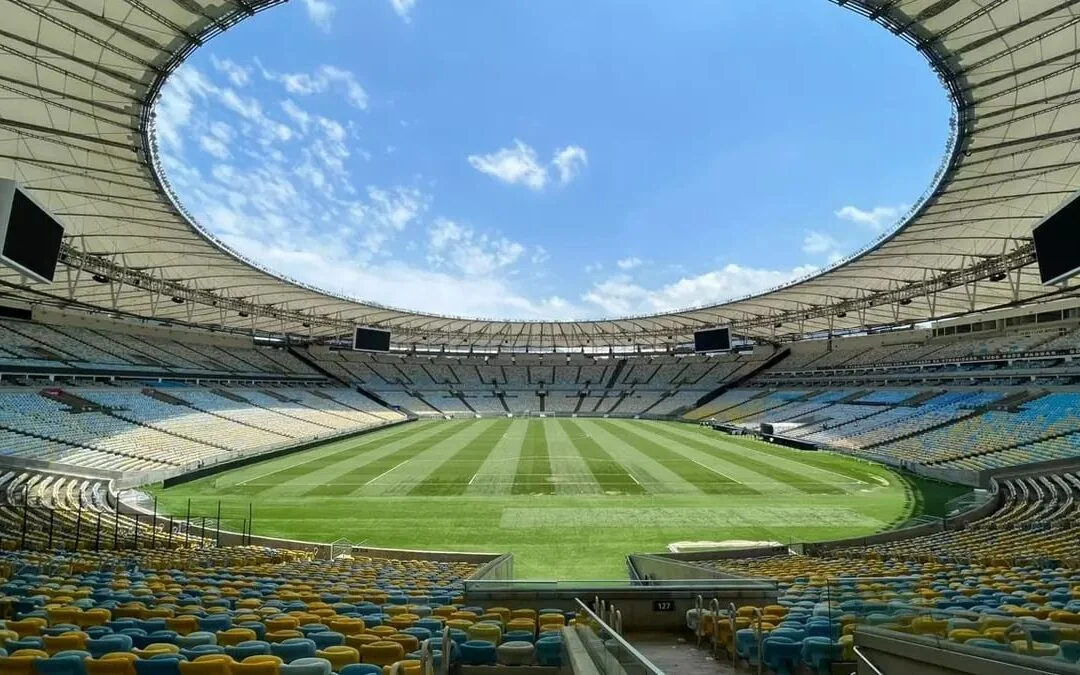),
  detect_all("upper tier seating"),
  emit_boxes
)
[646,390,708,416]
[866,393,1080,468]
[731,398,834,427]
[0,319,317,376]
[806,392,1000,450]
[702,391,810,424]
[683,389,761,421]
[783,404,887,440]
